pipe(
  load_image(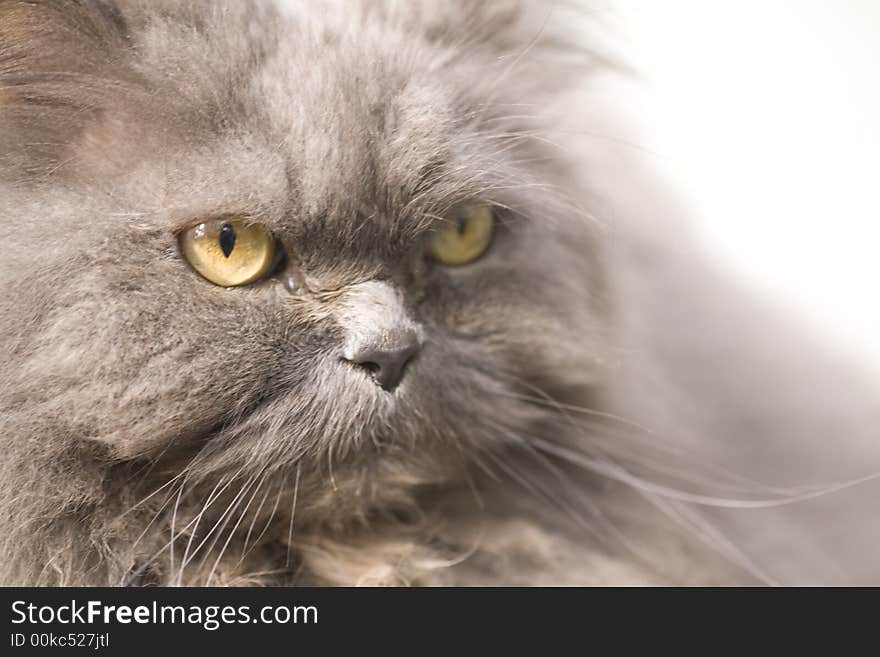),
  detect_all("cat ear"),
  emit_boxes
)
[0,0,131,176]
